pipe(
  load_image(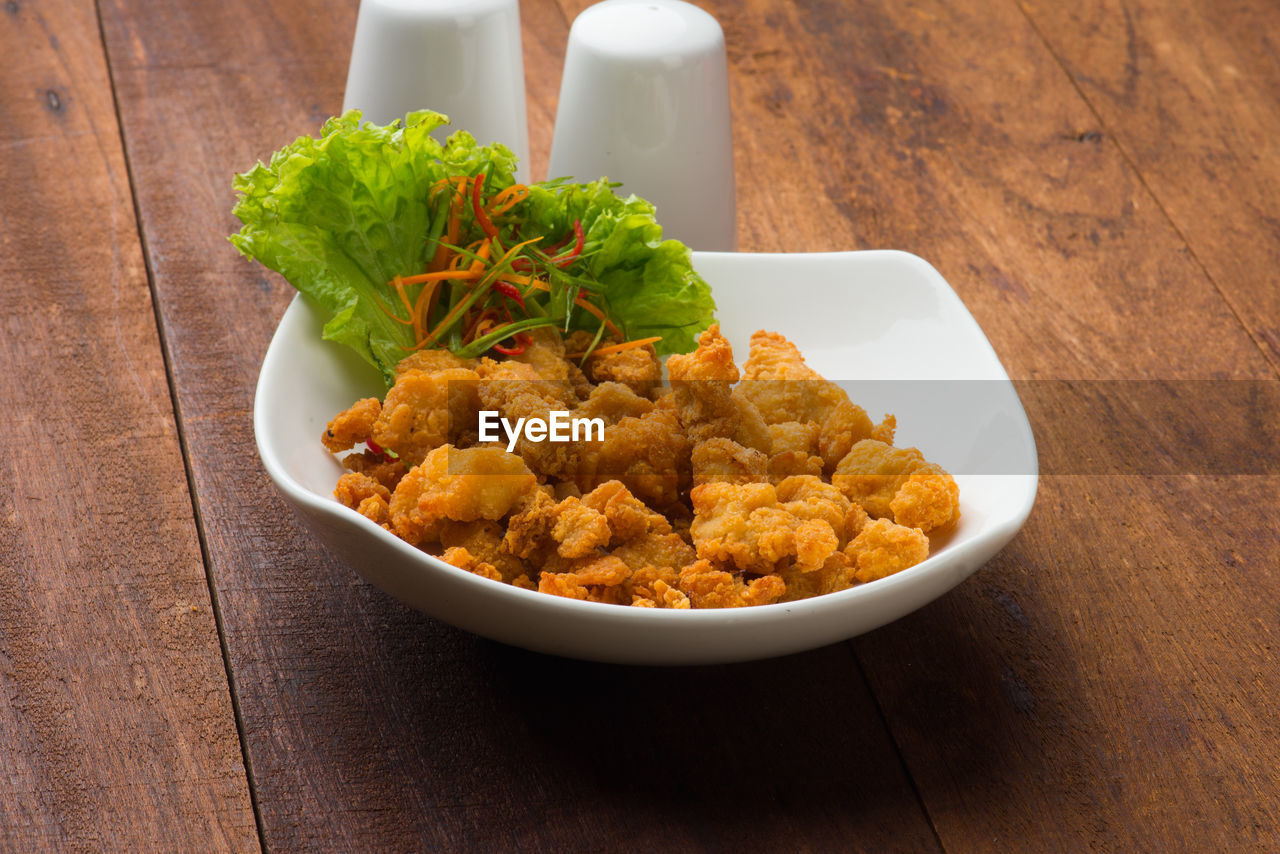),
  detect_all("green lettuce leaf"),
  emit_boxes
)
[231,110,714,385]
